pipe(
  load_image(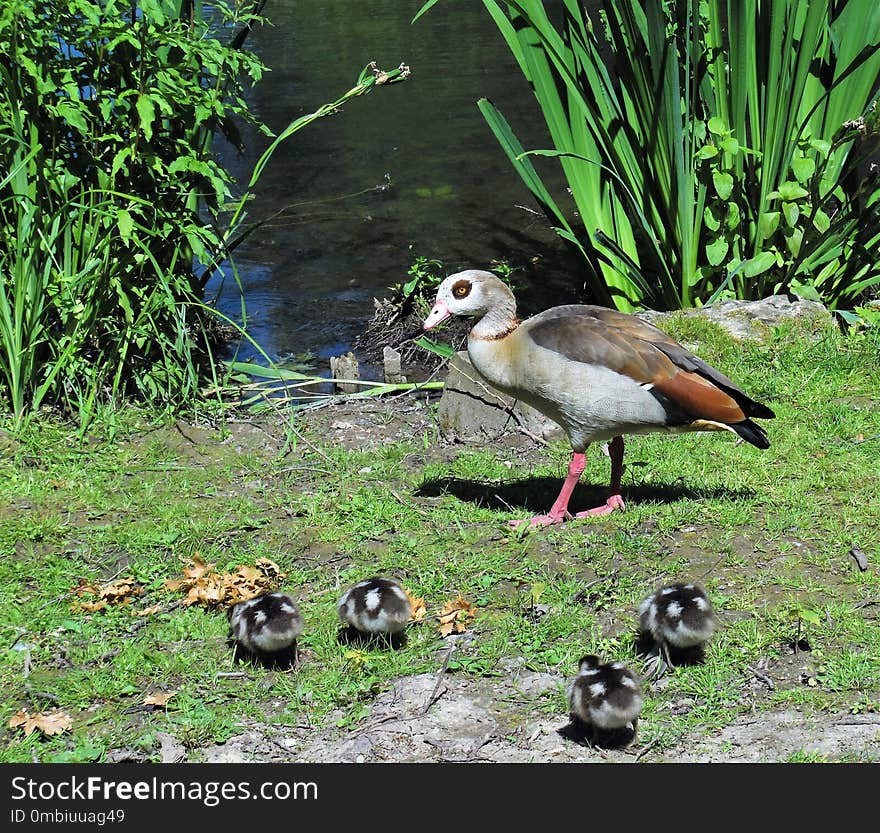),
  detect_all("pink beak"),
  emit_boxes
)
[423,301,451,331]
